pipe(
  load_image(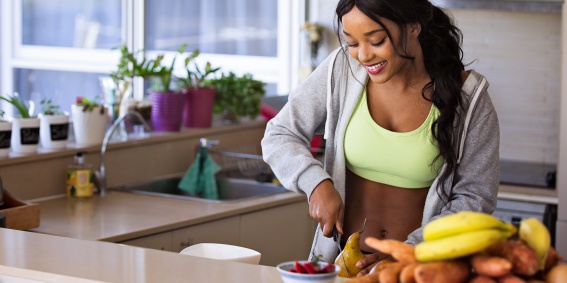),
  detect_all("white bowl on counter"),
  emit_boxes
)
[276,261,341,283]
[179,243,261,264]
